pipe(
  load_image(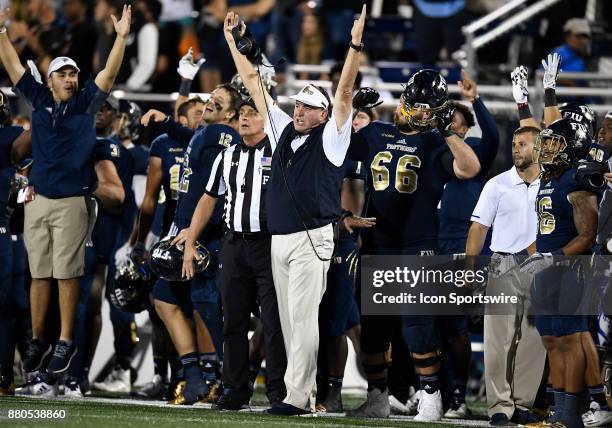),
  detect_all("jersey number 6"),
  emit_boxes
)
[371,151,421,194]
